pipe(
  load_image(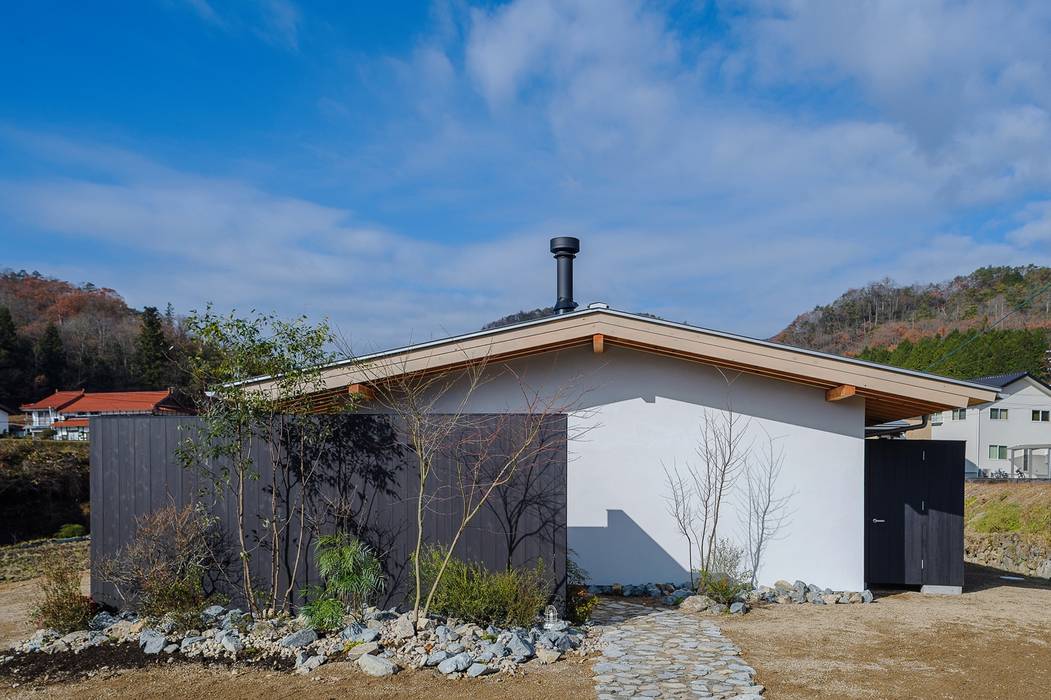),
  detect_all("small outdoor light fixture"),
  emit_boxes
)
[543,604,560,629]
